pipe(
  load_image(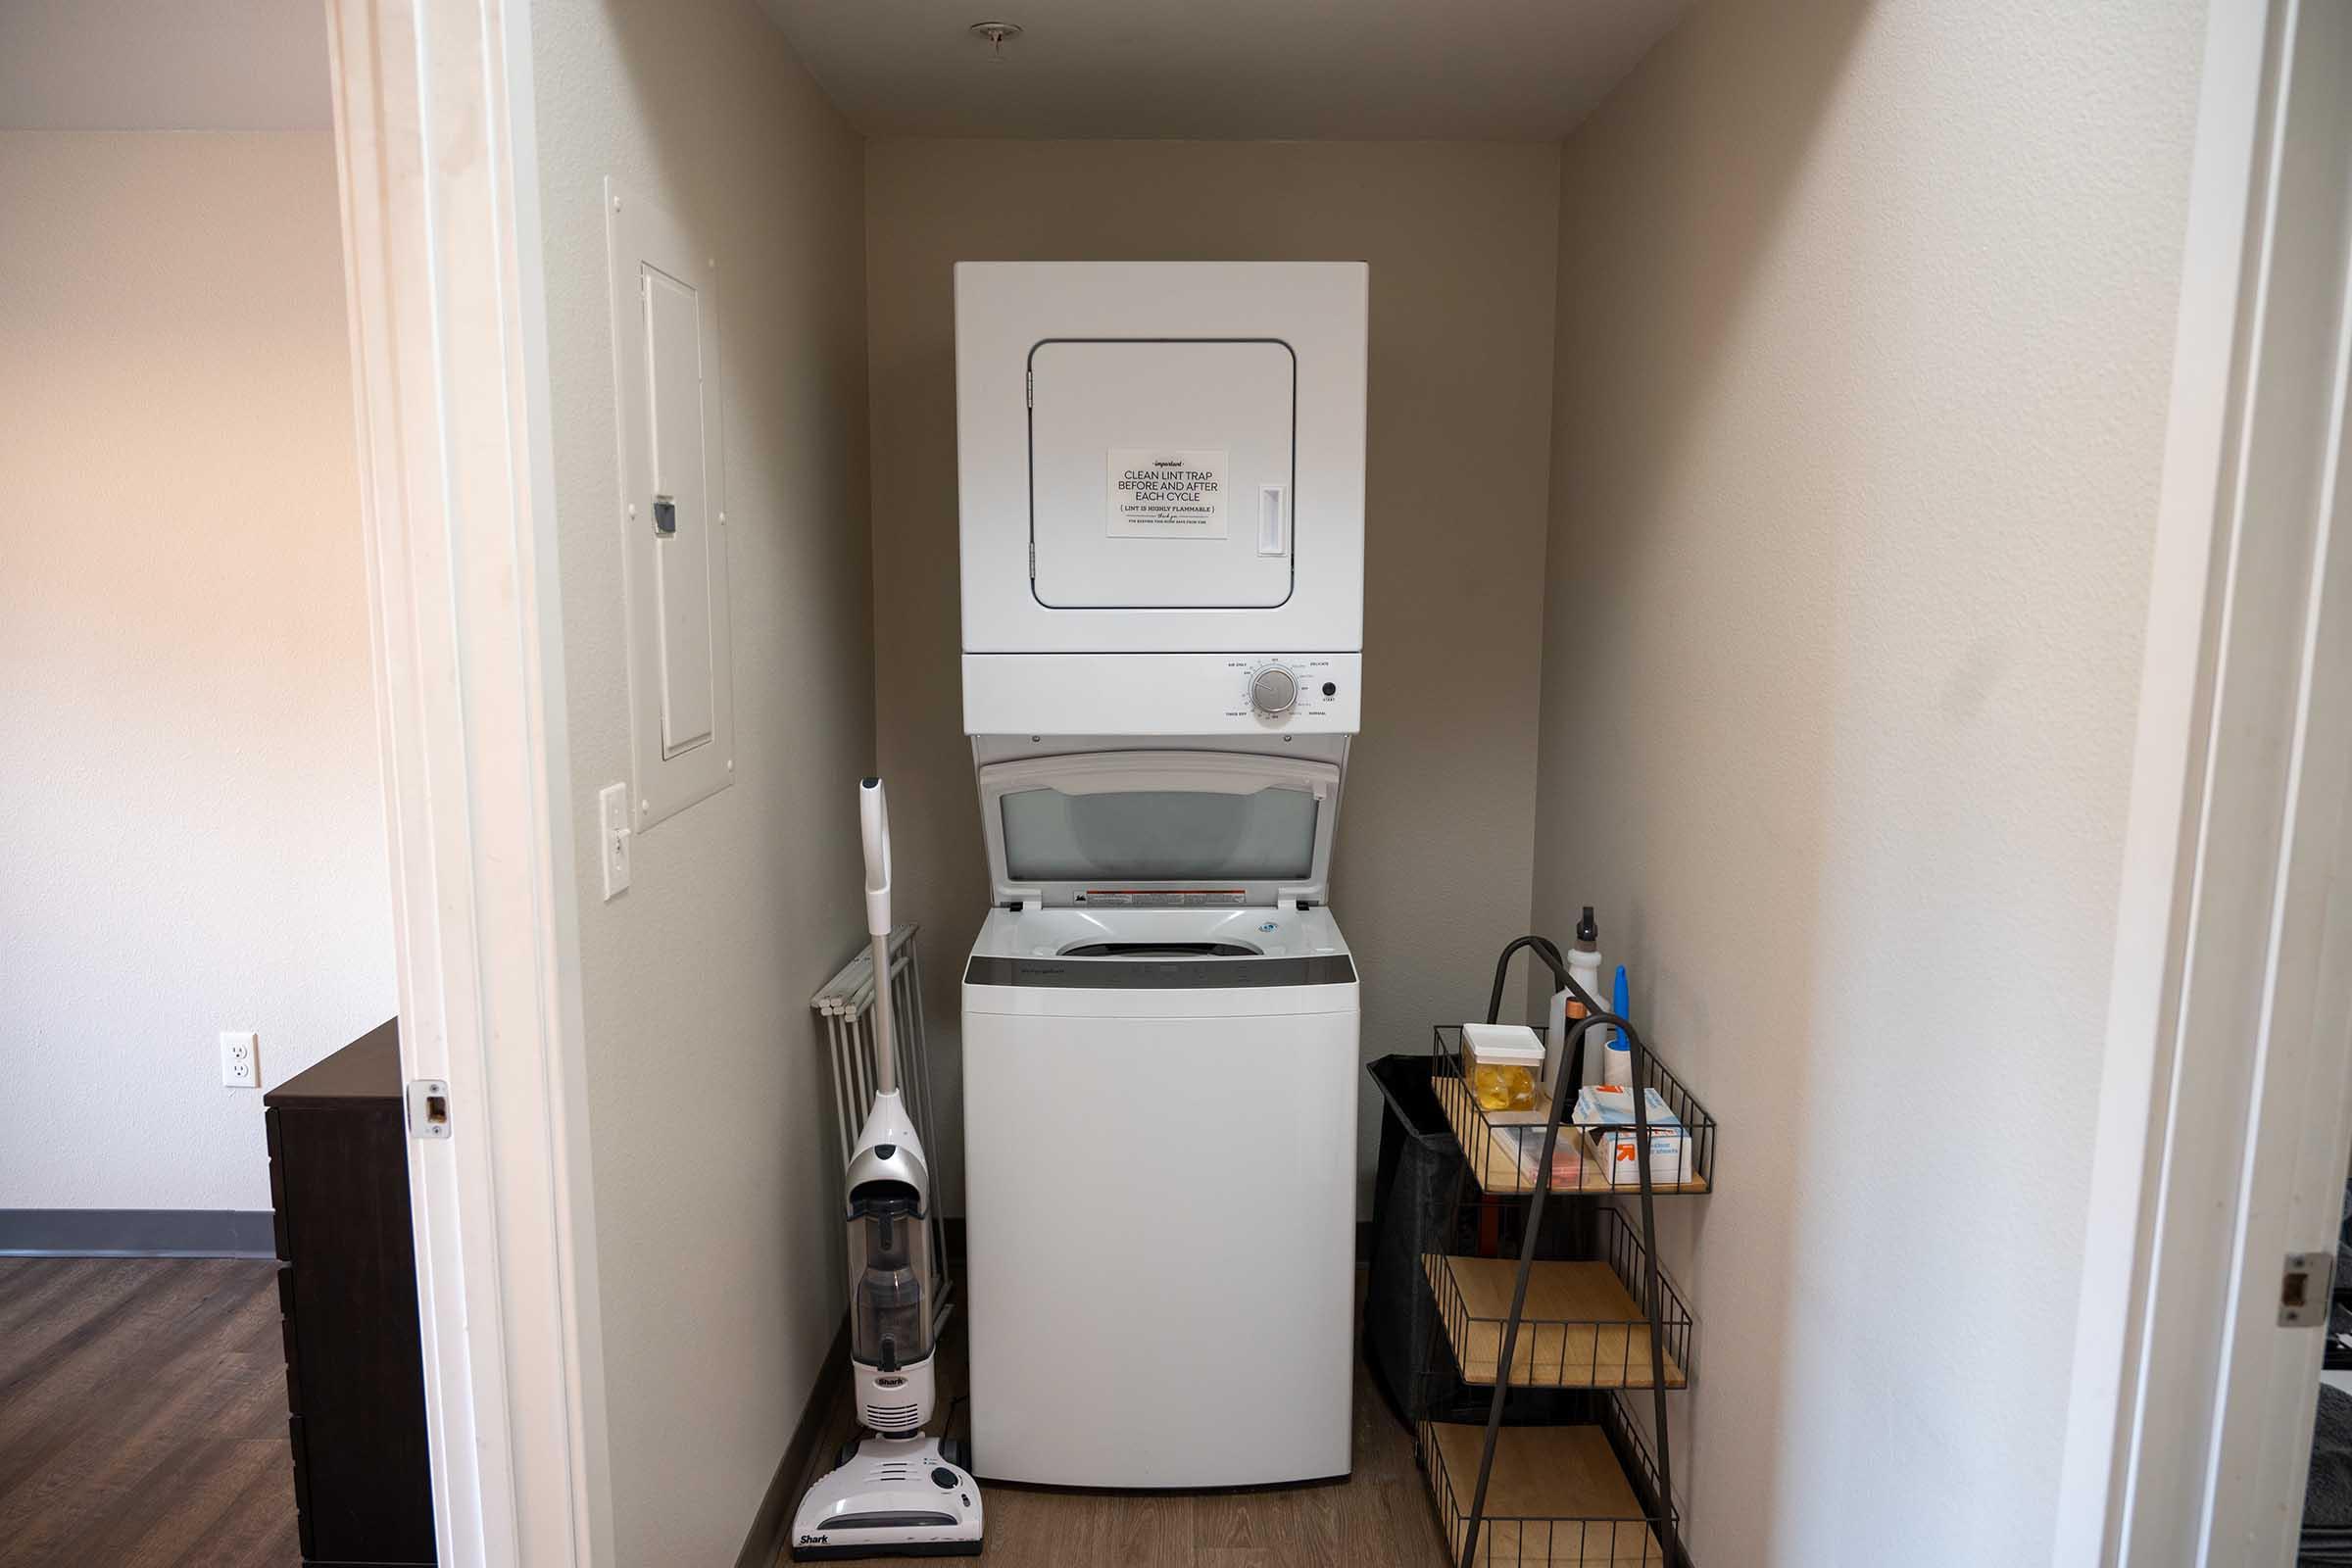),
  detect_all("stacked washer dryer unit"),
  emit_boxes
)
[957,262,1368,1489]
